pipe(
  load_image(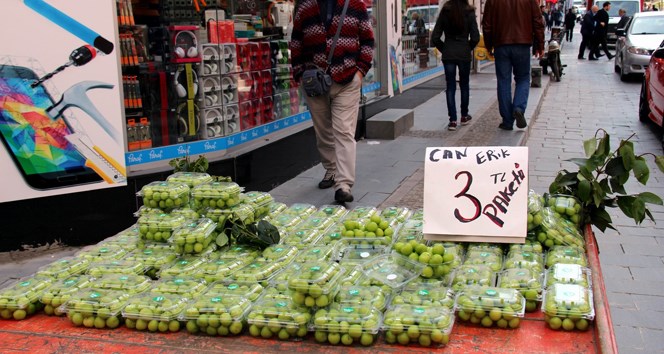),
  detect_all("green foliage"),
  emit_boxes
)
[549,130,664,233]
[168,155,209,173]
[226,219,280,249]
